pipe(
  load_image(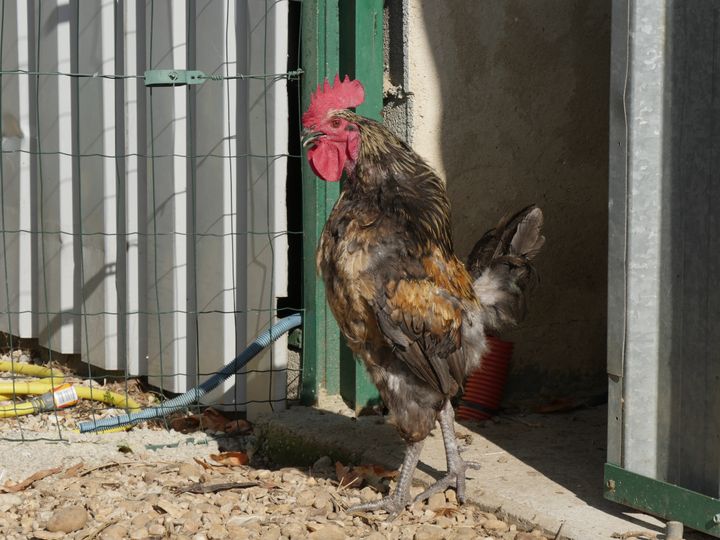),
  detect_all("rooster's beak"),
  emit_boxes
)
[301,129,324,148]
